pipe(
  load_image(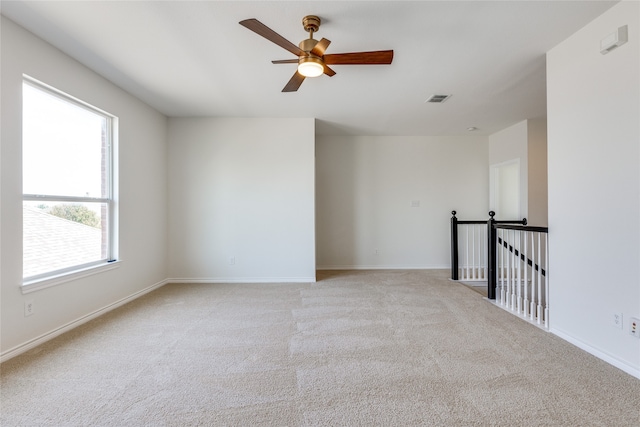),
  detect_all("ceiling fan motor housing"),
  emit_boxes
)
[302,15,321,33]
[299,38,319,53]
